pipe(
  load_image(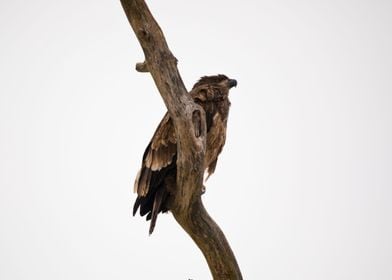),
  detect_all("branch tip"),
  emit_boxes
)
[135,61,149,72]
